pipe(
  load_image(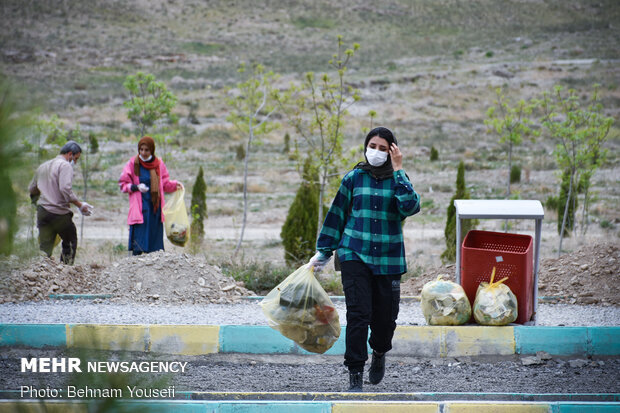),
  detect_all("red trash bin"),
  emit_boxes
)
[460,230,534,324]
